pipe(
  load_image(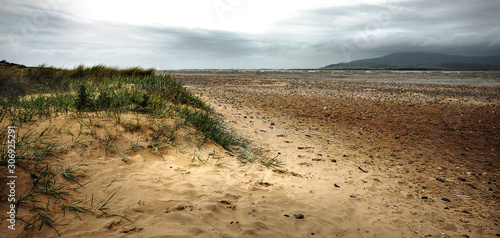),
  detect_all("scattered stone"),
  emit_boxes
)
[334,184,340,188]
[270,122,276,126]
[442,198,451,202]
[298,146,314,150]
[350,195,357,198]
[358,167,369,173]
[436,178,446,183]
[295,214,304,219]
[373,178,380,182]
[421,196,428,199]
[331,159,337,163]
[458,177,466,182]
[283,214,290,217]
[467,183,478,190]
